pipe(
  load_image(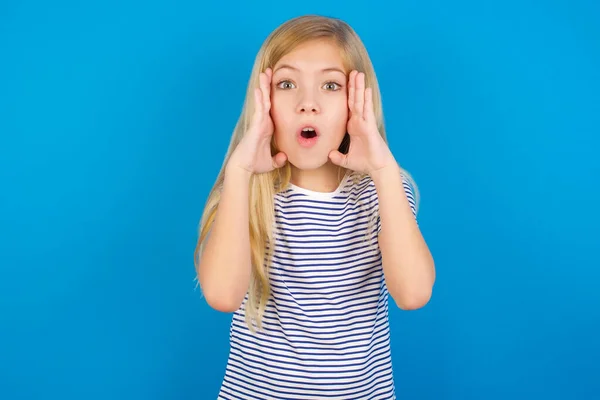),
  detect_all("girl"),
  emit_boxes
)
[195,14,435,400]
